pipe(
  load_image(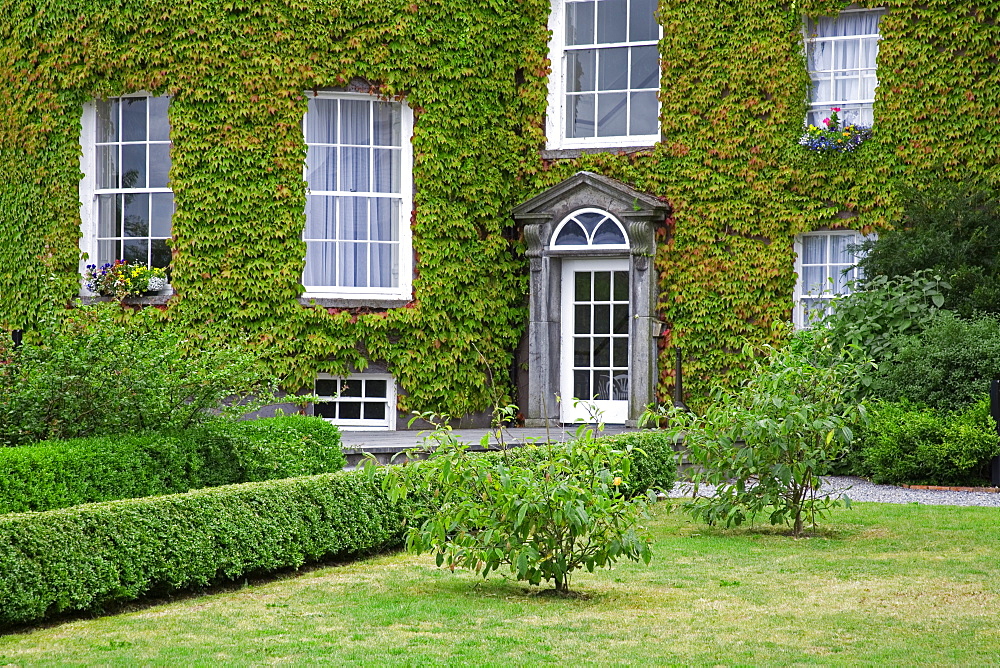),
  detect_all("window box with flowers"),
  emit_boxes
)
[84,260,169,301]
[799,107,872,153]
